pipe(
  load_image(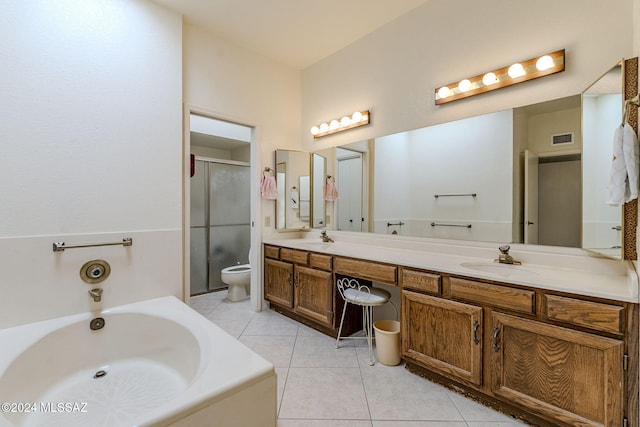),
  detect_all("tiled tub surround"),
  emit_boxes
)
[0,230,182,330]
[262,231,639,427]
[0,296,276,427]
